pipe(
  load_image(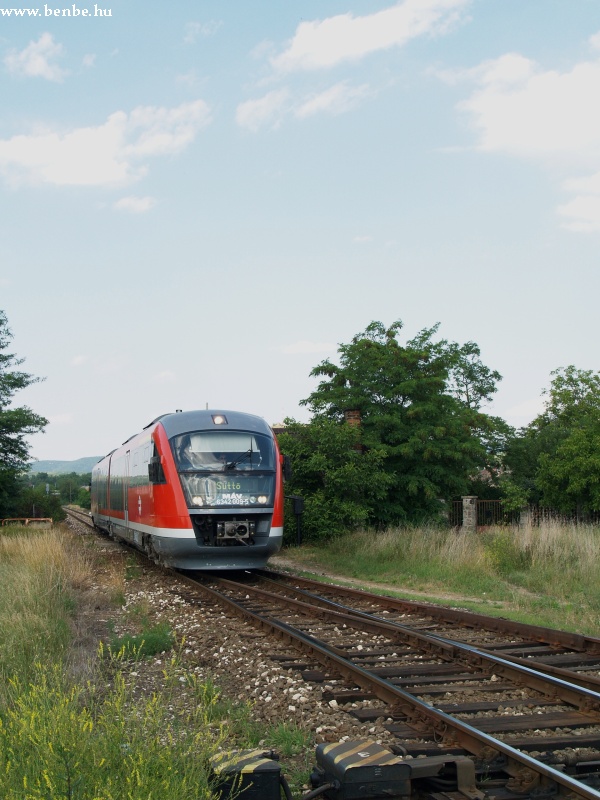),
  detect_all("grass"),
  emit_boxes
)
[0,660,222,799]
[284,522,600,636]
[0,527,88,690]
[0,525,312,799]
[108,621,175,657]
